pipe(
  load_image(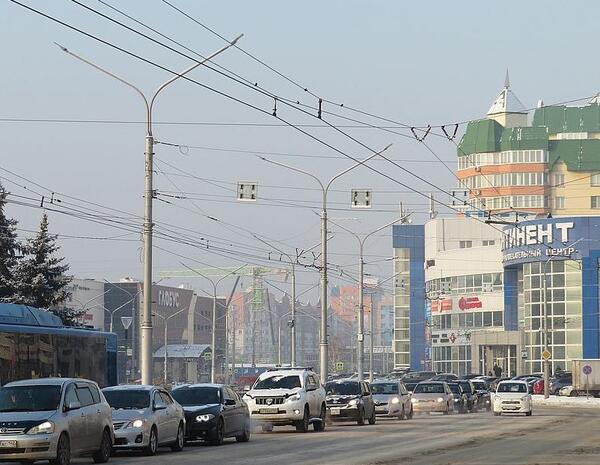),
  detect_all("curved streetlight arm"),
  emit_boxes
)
[55,43,150,131]
[324,143,392,197]
[149,33,243,130]
[258,156,325,191]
